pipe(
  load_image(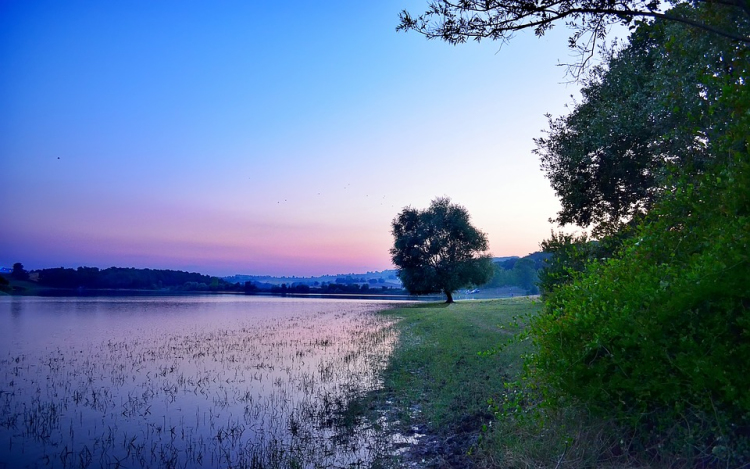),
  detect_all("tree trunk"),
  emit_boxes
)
[444,290,454,304]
